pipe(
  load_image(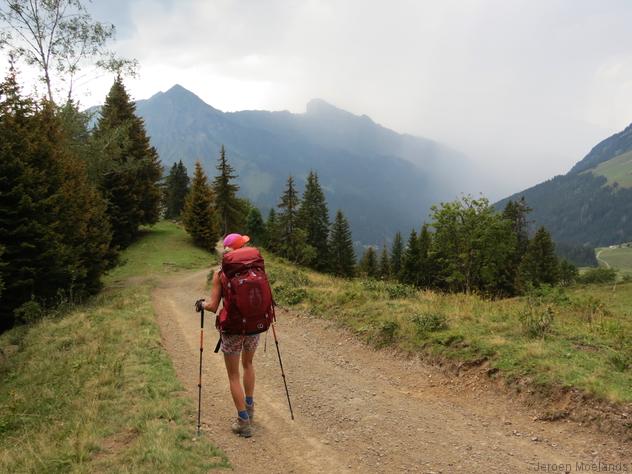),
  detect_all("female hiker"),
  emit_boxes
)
[201,233,274,438]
